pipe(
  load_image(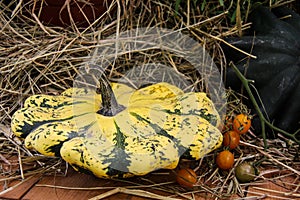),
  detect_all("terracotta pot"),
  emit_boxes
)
[24,0,113,27]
